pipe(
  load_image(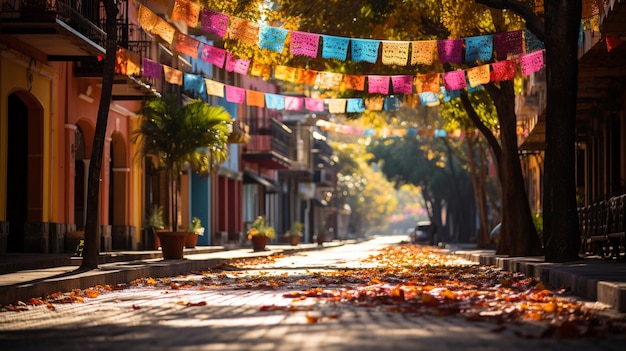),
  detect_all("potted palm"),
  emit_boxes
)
[285,221,304,246]
[247,216,275,251]
[185,216,204,248]
[133,94,231,259]
[143,204,165,249]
